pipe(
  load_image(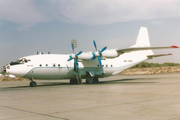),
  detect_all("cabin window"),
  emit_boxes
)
[53,64,56,67]
[111,65,113,67]
[7,66,10,69]
[106,65,108,67]
[40,64,42,67]
[58,64,60,67]
[10,58,31,66]
[102,65,104,67]
[97,65,100,67]
[46,64,48,67]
